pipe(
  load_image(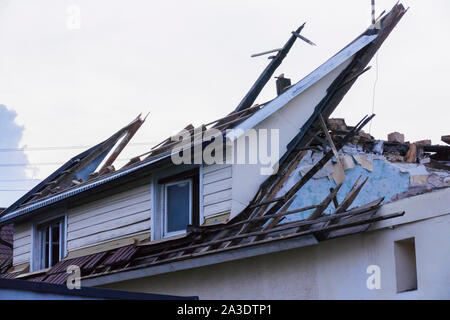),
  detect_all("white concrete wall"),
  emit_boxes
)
[101,190,450,299]
[103,213,450,299]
